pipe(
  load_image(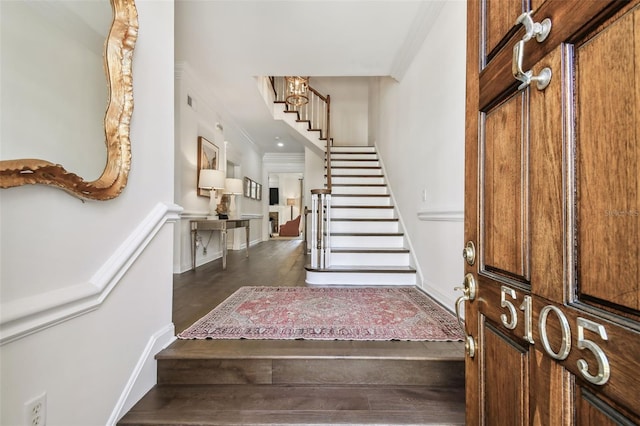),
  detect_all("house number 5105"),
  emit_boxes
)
[500,286,611,385]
